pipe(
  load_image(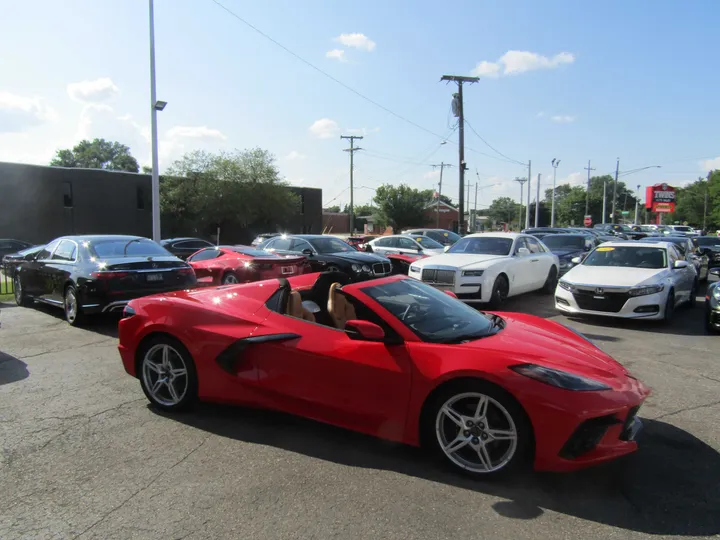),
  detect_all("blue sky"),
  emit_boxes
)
[1,0,718,213]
